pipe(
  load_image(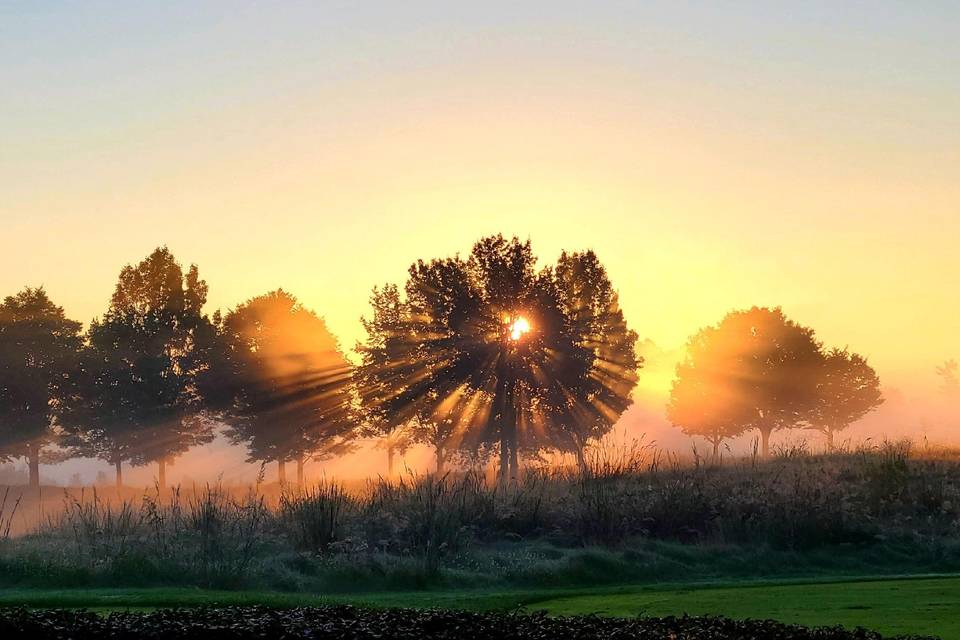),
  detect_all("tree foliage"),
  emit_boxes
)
[357,235,640,479]
[669,307,823,457]
[808,348,883,449]
[217,290,355,482]
[63,248,215,485]
[0,288,82,487]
